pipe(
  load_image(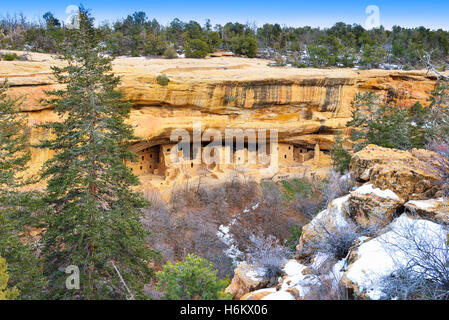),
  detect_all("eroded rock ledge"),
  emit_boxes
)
[0,52,439,191]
